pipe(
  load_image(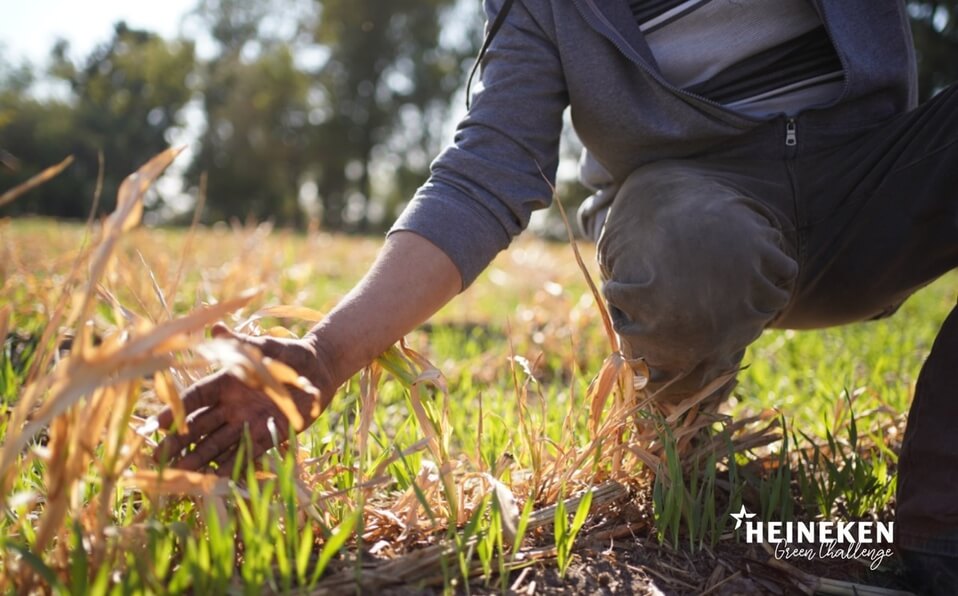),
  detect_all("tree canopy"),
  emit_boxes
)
[1,24,195,217]
[1,1,956,229]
